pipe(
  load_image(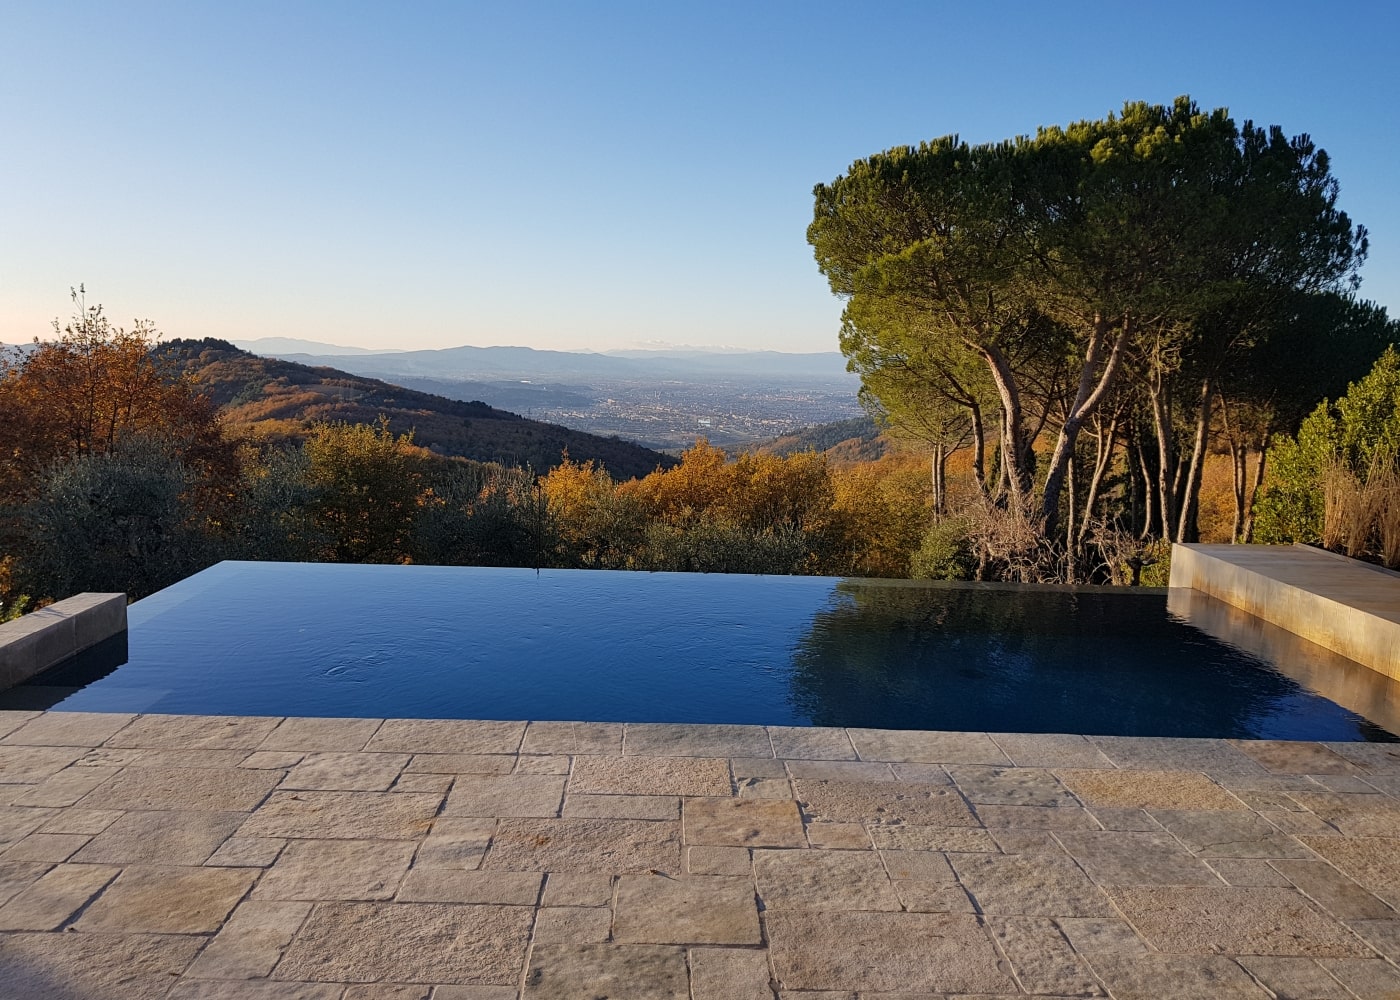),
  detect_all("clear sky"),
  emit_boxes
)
[3,1,1397,353]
